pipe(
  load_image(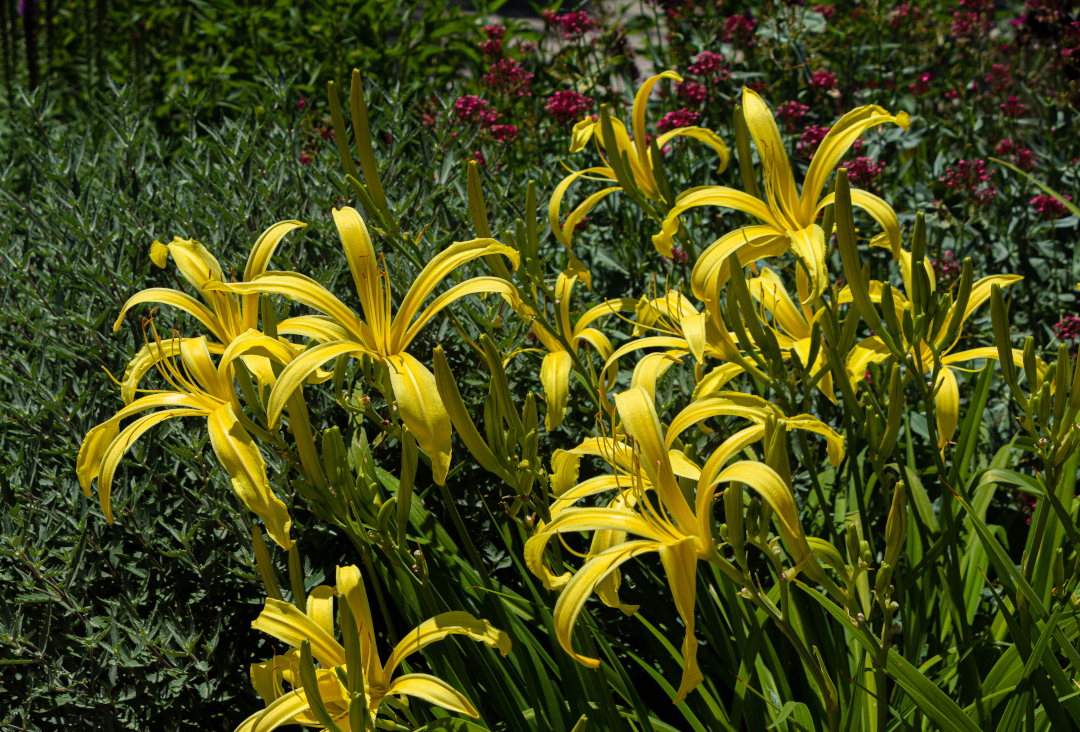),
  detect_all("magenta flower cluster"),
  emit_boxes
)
[542,10,597,40]
[941,159,997,206]
[722,13,757,47]
[995,139,1036,171]
[932,250,962,282]
[656,109,700,133]
[484,58,533,97]
[775,101,809,132]
[1055,316,1080,342]
[544,90,594,126]
[797,125,831,159]
[1031,193,1072,219]
[845,157,886,186]
[810,70,837,93]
